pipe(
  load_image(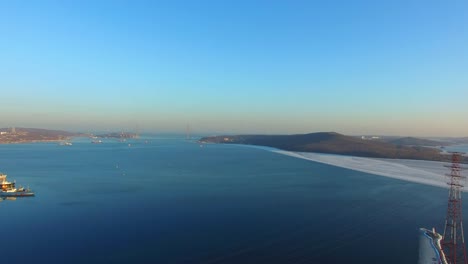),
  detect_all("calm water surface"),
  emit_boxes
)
[446,144,468,153]
[0,137,463,263]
